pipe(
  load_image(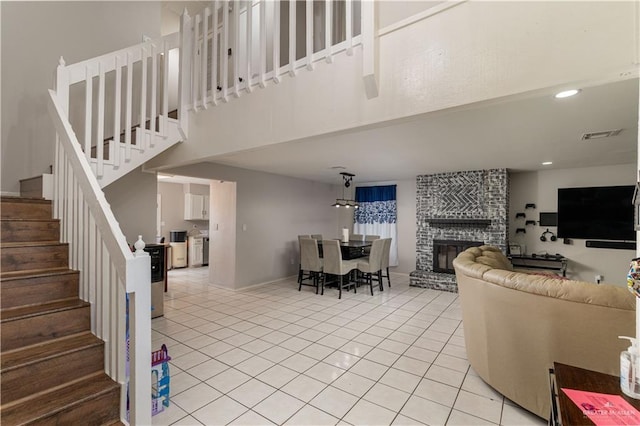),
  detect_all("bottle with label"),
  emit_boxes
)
[619,336,640,399]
